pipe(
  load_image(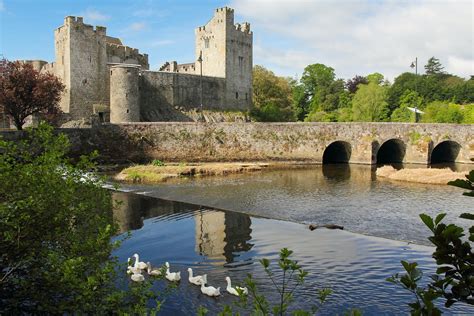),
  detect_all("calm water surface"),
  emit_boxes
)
[112,193,473,315]
[116,164,473,245]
